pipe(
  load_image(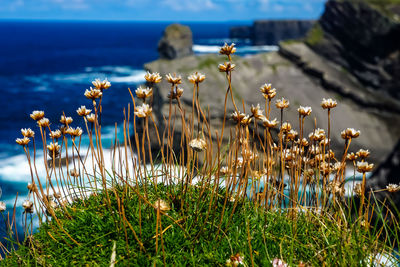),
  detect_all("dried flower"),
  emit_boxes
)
[386,184,400,193]
[154,199,170,212]
[16,137,30,146]
[240,115,252,126]
[272,258,288,267]
[285,129,298,141]
[86,113,96,123]
[30,110,45,121]
[49,130,62,139]
[84,87,103,100]
[21,128,35,138]
[263,88,277,100]
[328,181,345,197]
[356,149,370,159]
[346,152,358,161]
[250,104,264,120]
[66,127,83,137]
[235,157,244,168]
[144,72,162,83]
[333,162,345,171]
[0,201,6,212]
[27,183,37,193]
[134,103,152,118]
[356,161,374,173]
[92,78,111,90]
[188,72,205,84]
[37,118,50,128]
[69,169,80,178]
[22,200,33,213]
[280,122,292,133]
[47,142,60,158]
[262,118,278,128]
[298,106,312,117]
[353,183,363,196]
[219,42,236,56]
[168,87,184,99]
[60,115,73,125]
[219,166,230,175]
[321,98,337,109]
[189,138,207,152]
[218,62,236,73]
[231,111,246,124]
[135,86,153,100]
[165,73,182,85]
[296,138,309,147]
[226,253,244,267]
[341,128,360,139]
[309,128,325,141]
[260,83,272,94]
[77,105,92,116]
[276,97,289,109]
